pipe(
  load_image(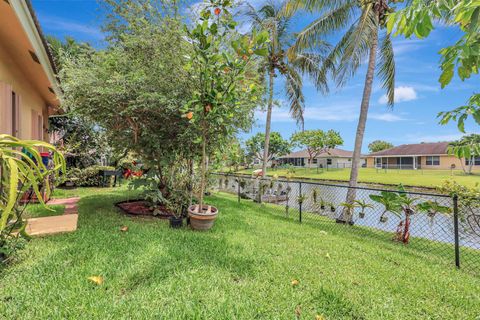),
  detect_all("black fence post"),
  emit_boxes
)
[453,194,460,269]
[299,181,302,223]
[237,180,240,203]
